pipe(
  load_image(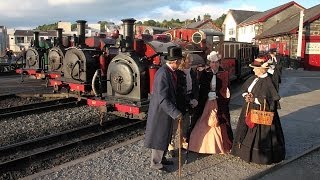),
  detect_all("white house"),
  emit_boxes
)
[222,9,260,41]
[238,1,304,43]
